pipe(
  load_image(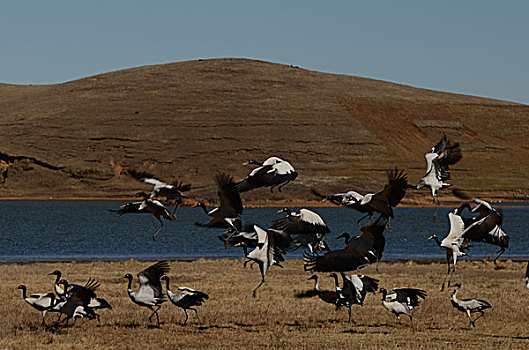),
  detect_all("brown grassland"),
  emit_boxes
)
[1,58,529,204]
[3,259,529,349]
